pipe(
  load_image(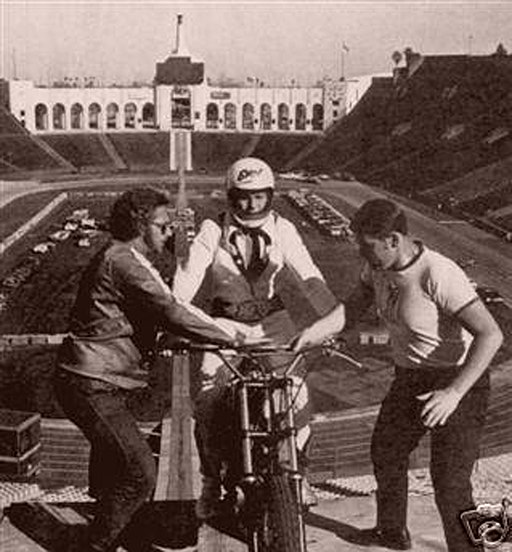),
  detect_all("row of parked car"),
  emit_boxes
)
[278,170,357,184]
[285,190,354,239]
[32,208,101,254]
[0,209,104,315]
[278,171,329,185]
